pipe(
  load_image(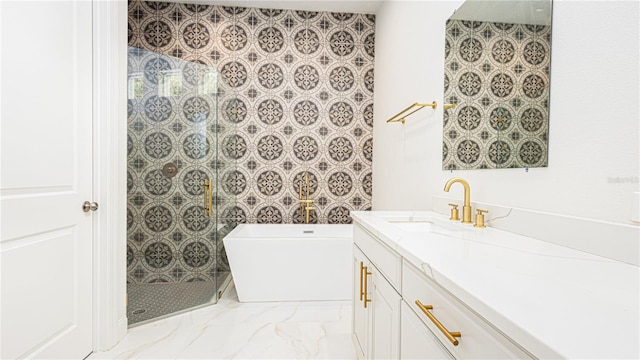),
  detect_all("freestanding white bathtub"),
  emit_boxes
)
[223,224,353,302]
